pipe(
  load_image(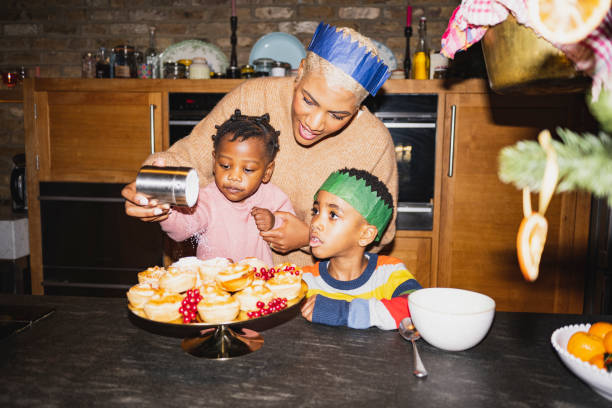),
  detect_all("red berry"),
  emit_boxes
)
[256,301,265,309]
